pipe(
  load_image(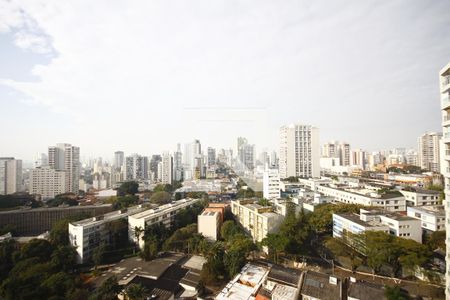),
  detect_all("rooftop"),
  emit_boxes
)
[407,205,445,216]
[71,205,148,227]
[347,280,386,300]
[300,271,341,300]
[129,198,198,220]
[267,264,302,287]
